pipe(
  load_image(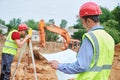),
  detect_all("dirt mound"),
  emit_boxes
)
[109,43,120,80]
[11,50,58,80]
[32,41,64,54]
[114,43,120,56]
